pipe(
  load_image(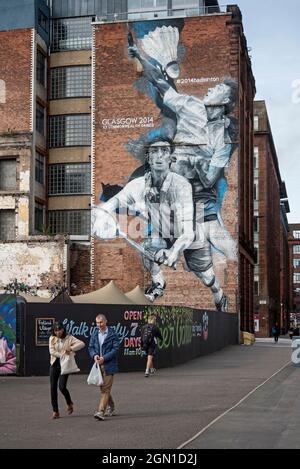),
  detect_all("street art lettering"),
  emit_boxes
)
[62,318,129,343]
[0,295,17,375]
[35,318,55,346]
[92,17,238,311]
[101,116,155,130]
[145,306,193,350]
[177,77,220,85]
